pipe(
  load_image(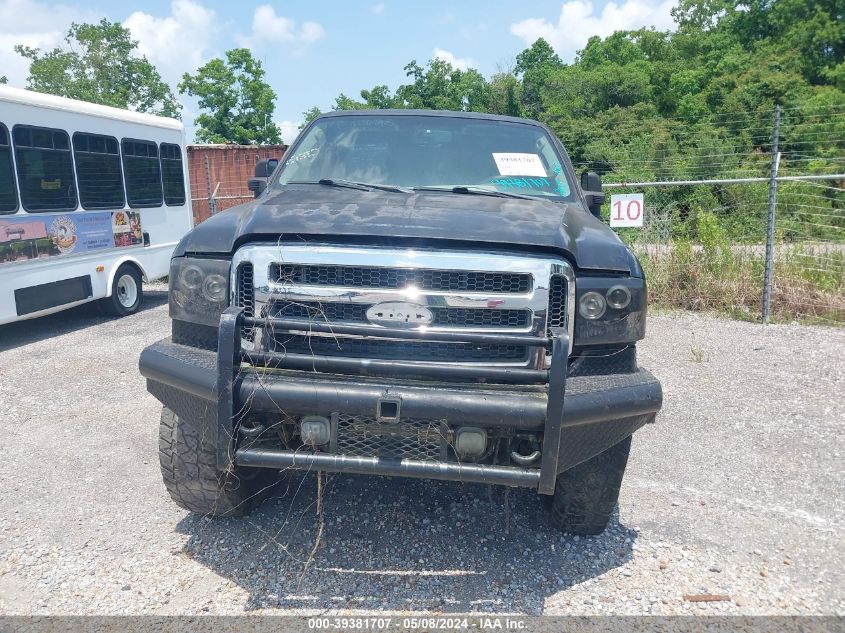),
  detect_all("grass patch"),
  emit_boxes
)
[632,213,845,325]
